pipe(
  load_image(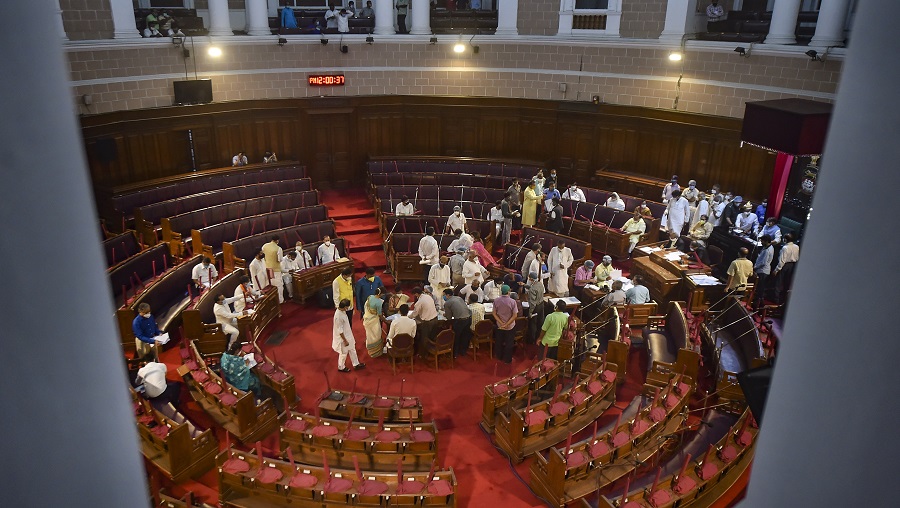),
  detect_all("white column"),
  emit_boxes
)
[495,0,519,36]
[659,0,697,43]
[409,0,431,35]
[208,0,234,37]
[374,0,395,35]
[109,0,141,39]
[810,0,851,47]
[56,0,67,40]
[764,0,802,45]
[557,0,574,35]
[245,0,271,36]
